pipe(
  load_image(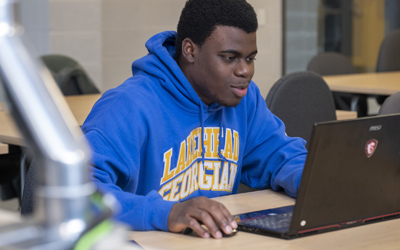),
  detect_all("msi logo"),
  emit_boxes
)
[369,125,382,131]
[365,139,378,158]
